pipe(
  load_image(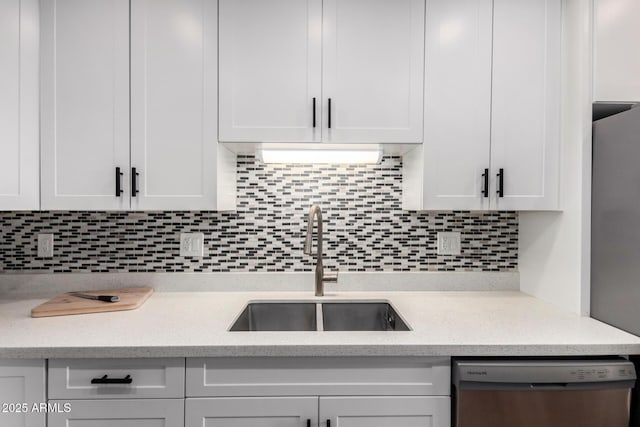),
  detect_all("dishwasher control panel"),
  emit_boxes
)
[453,359,636,385]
